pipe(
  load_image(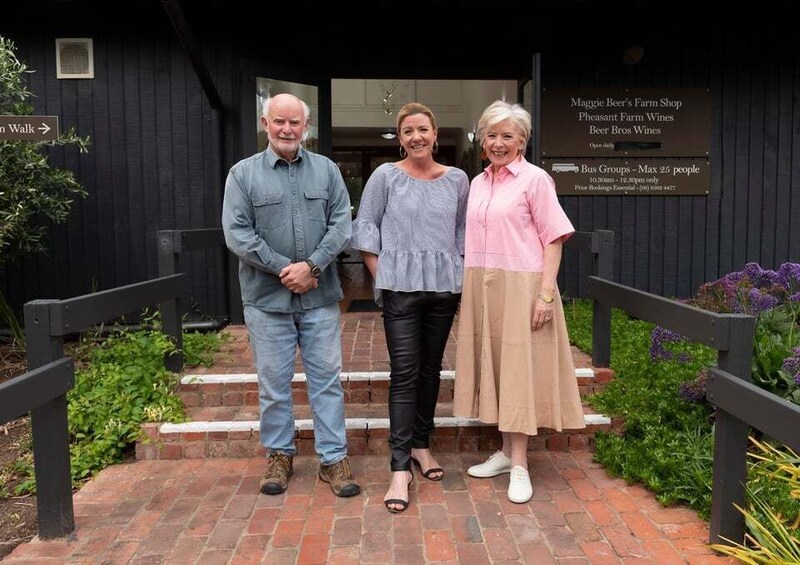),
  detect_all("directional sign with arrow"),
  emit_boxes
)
[0,116,60,141]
